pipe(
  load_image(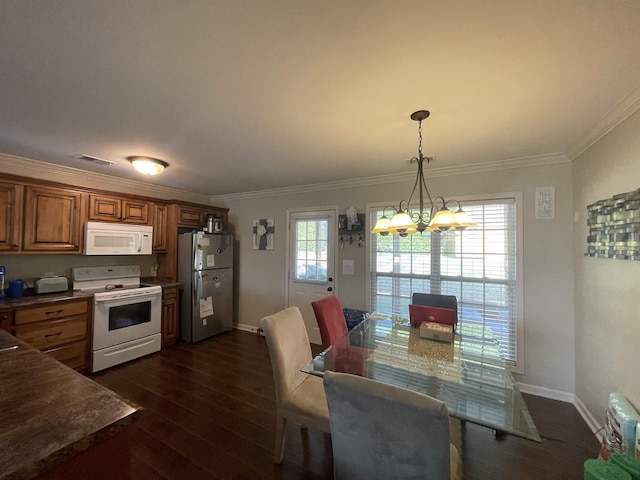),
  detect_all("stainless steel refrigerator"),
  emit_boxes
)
[178,232,234,342]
